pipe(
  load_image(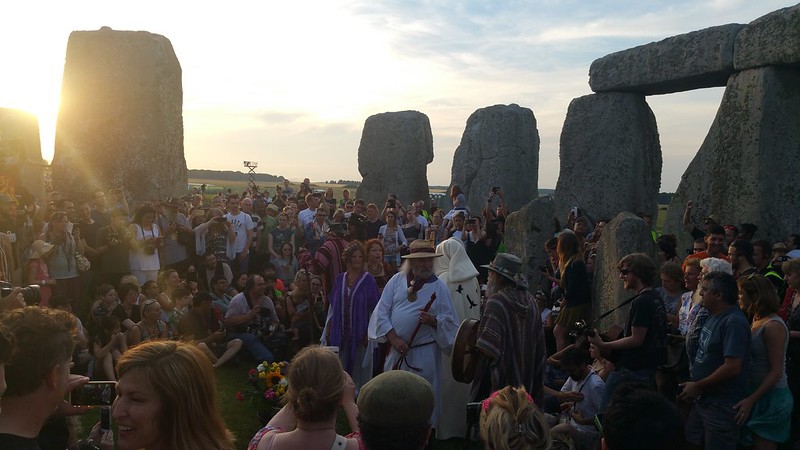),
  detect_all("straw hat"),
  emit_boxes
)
[401,239,442,259]
[29,240,54,259]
